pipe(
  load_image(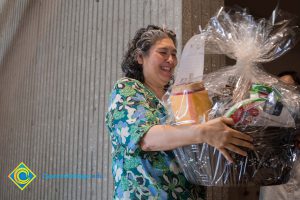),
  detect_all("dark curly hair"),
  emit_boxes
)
[121,25,177,83]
